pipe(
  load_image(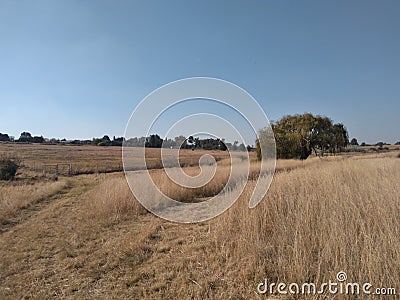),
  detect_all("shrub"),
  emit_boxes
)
[0,157,19,180]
